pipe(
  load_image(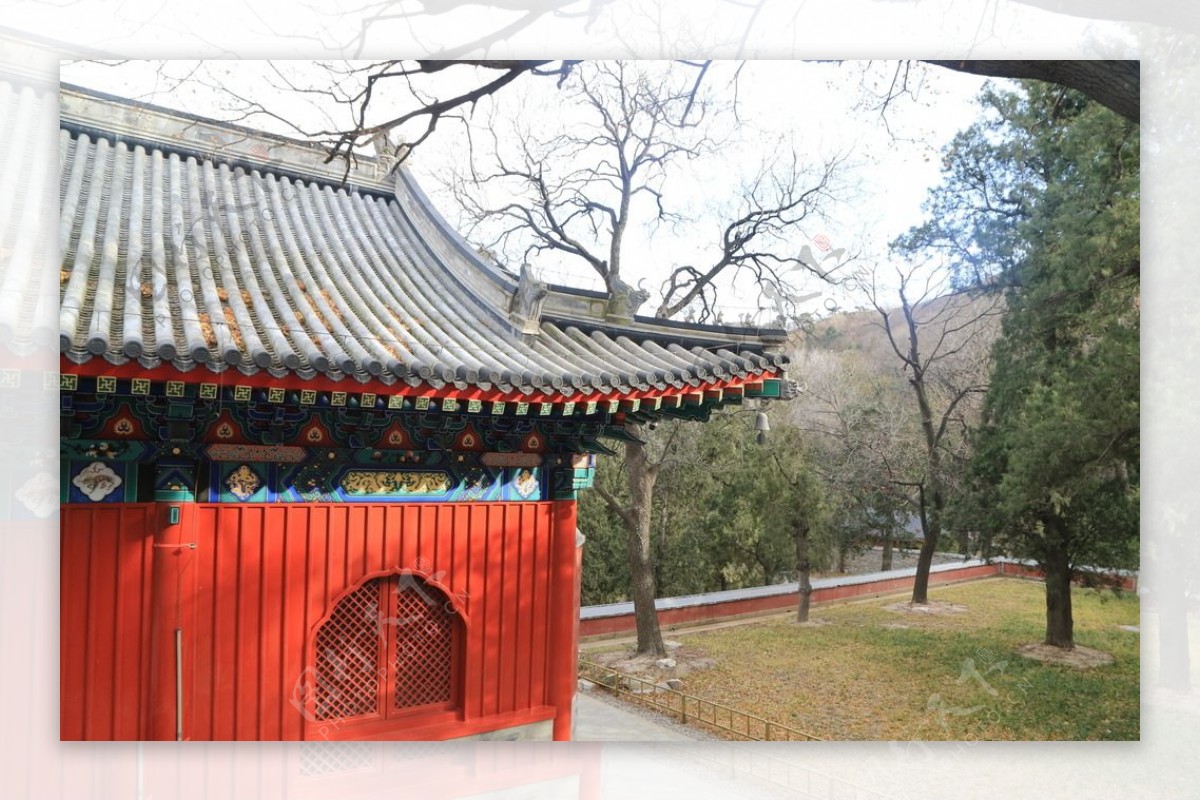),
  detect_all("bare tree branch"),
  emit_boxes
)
[593,478,634,527]
[657,148,848,323]
[925,60,1139,124]
[449,61,719,303]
